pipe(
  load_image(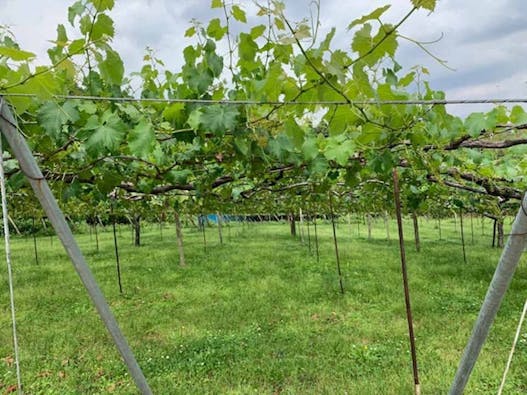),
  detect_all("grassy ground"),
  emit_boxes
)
[1,215,527,394]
